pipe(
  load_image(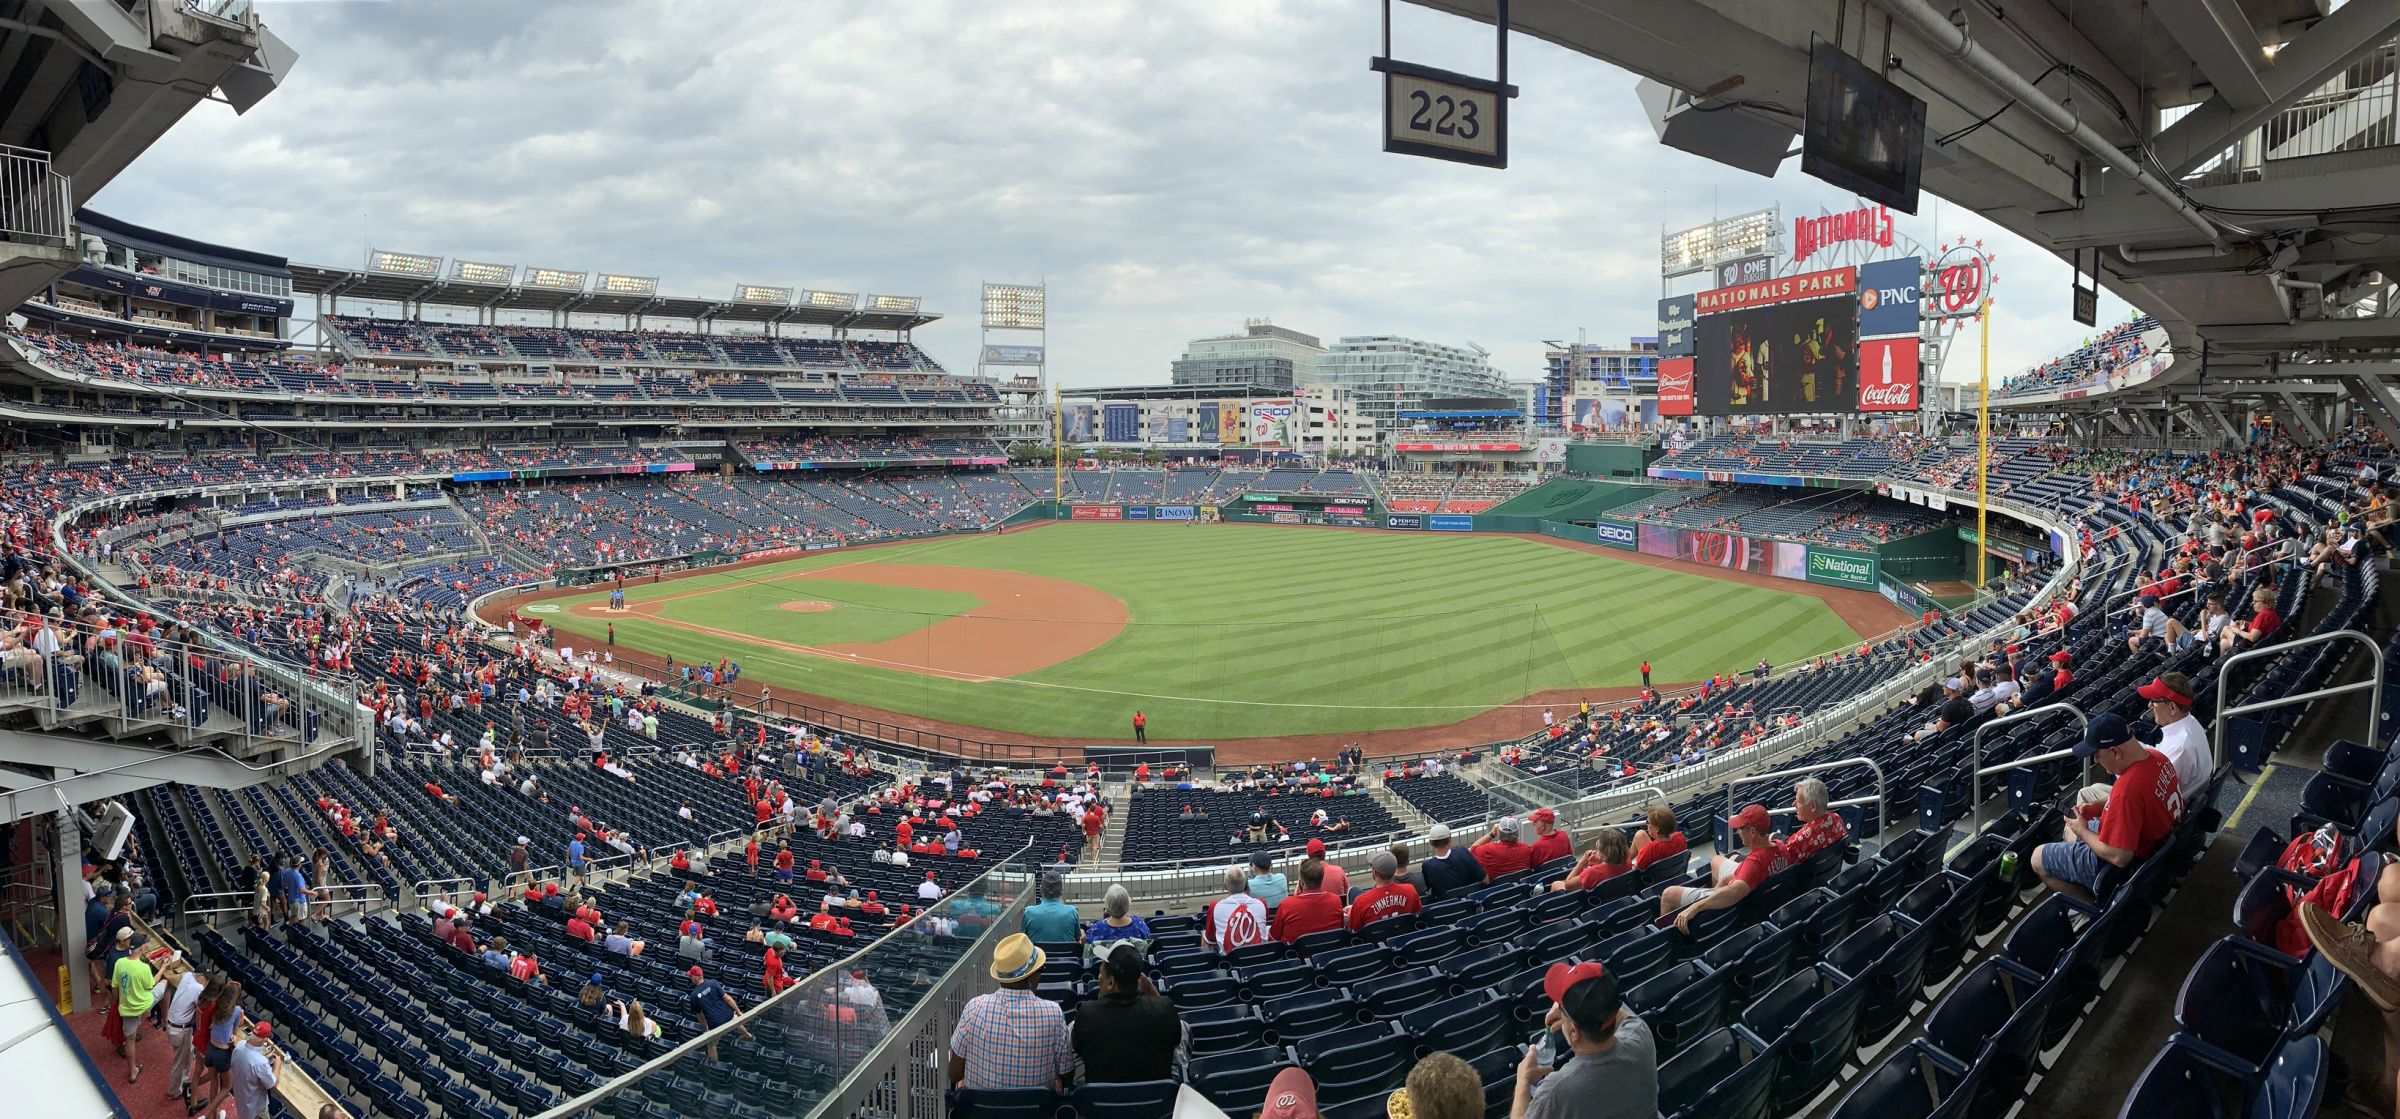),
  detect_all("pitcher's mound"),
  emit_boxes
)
[779,600,838,614]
